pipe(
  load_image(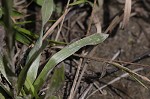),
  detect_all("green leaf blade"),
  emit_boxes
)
[15,32,31,45]
[42,0,54,26]
[0,84,12,99]
[34,0,44,6]
[17,42,47,94]
[26,0,54,84]
[0,54,10,84]
[34,33,108,91]
[69,0,87,6]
